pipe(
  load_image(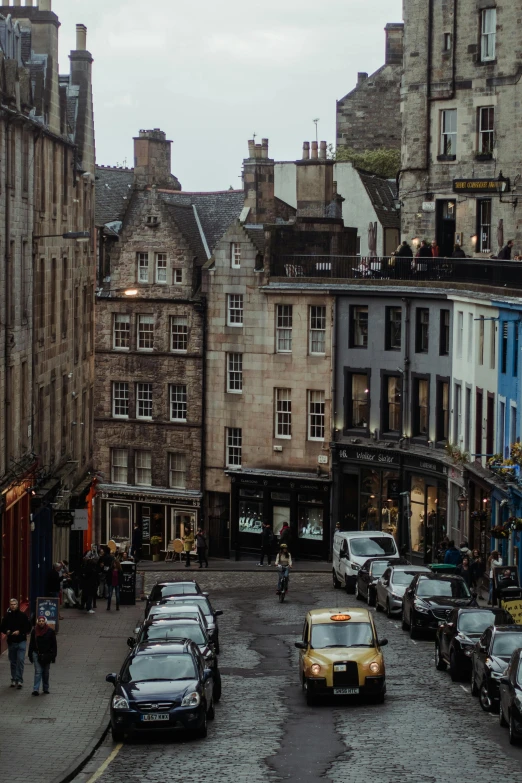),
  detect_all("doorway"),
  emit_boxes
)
[436,200,456,257]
